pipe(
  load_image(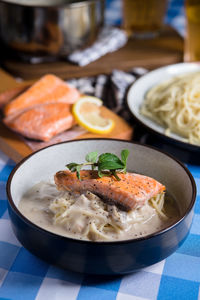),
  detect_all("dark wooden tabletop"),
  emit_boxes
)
[0,26,183,80]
